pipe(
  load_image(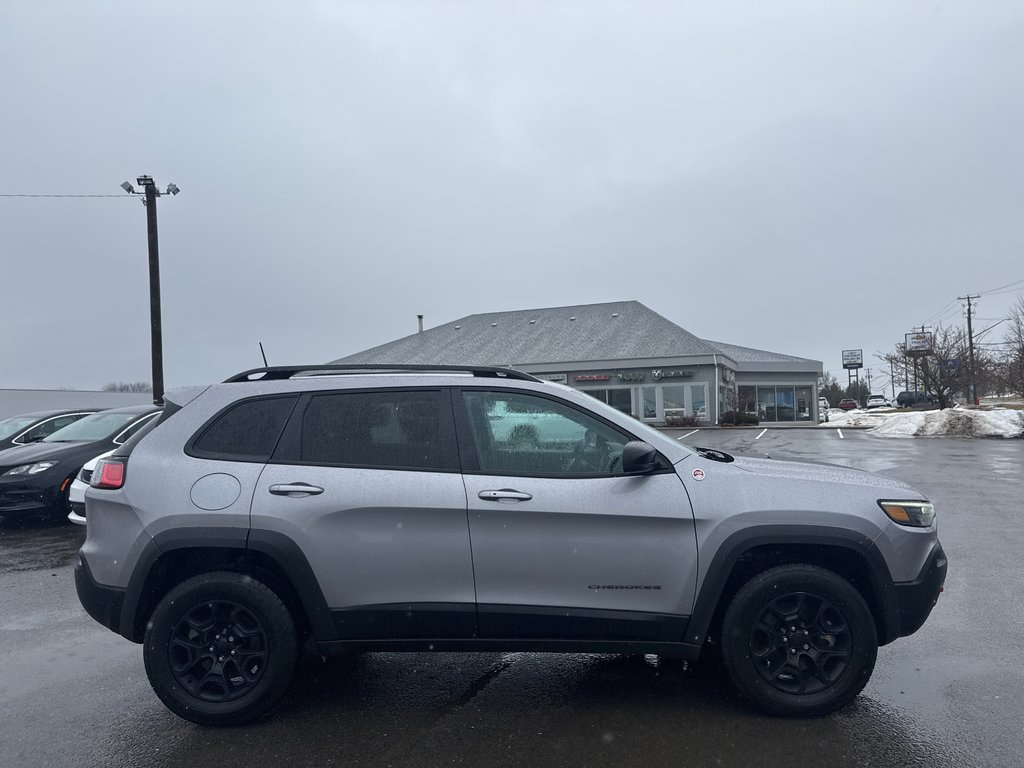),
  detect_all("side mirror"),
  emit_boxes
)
[622,440,660,474]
